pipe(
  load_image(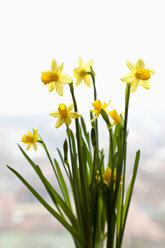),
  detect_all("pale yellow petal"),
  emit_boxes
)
[84,76,91,87]
[47,82,56,92]
[57,63,64,73]
[73,68,81,78]
[33,142,37,151]
[56,117,64,128]
[33,127,38,135]
[91,110,99,114]
[67,103,74,112]
[127,61,136,72]
[27,130,32,136]
[85,59,94,70]
[121,72,136,83]
[109,122,116,129]
[59,73,73,84]
[26,144,31,150]
[78,57,85,68]
[91,114,99,122]
[75,77,83,86]
[131,79,140,93]
[56,82,63,96]
[140,79,151,89]
[51,59,58,72]
[64,117,72,125]
[136,59,145,69]
[68,112,81,118]
[148,68,155,75]
[50,111,60,117]
[102,100,111,110]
